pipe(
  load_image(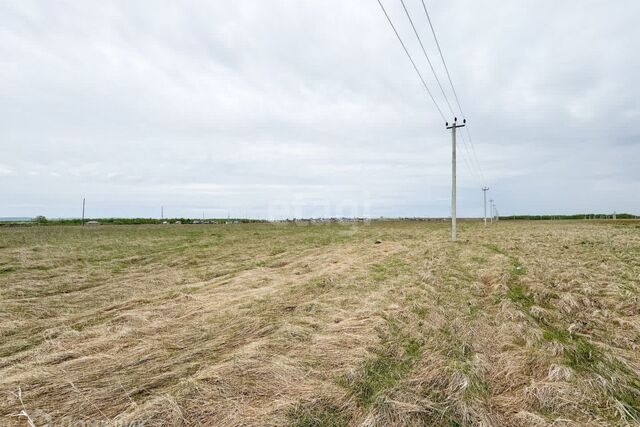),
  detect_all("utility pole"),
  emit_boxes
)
[161,206,164,220]
[81,197,85,226]
[446,118,465,241]
[489,199,494,224]
[482,187,489,225]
